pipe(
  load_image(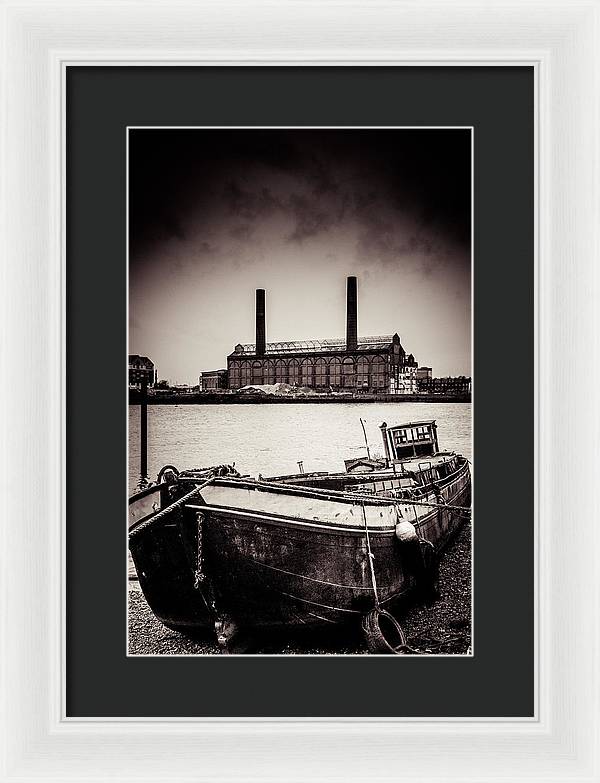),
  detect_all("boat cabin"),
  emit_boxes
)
[380,420,439,461]
[343,457,387,474]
